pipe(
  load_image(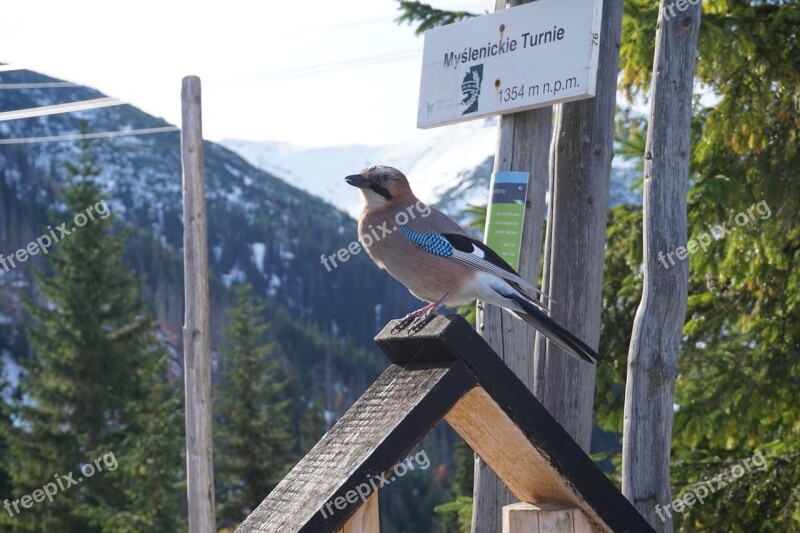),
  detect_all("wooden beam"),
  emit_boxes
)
[339,493,379,533]
[241,316,651,532]
[446,388,575,506]
[180,75,216,533]
[238,362,476,532]
[377,316,654,533]
[503,503,594,533]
